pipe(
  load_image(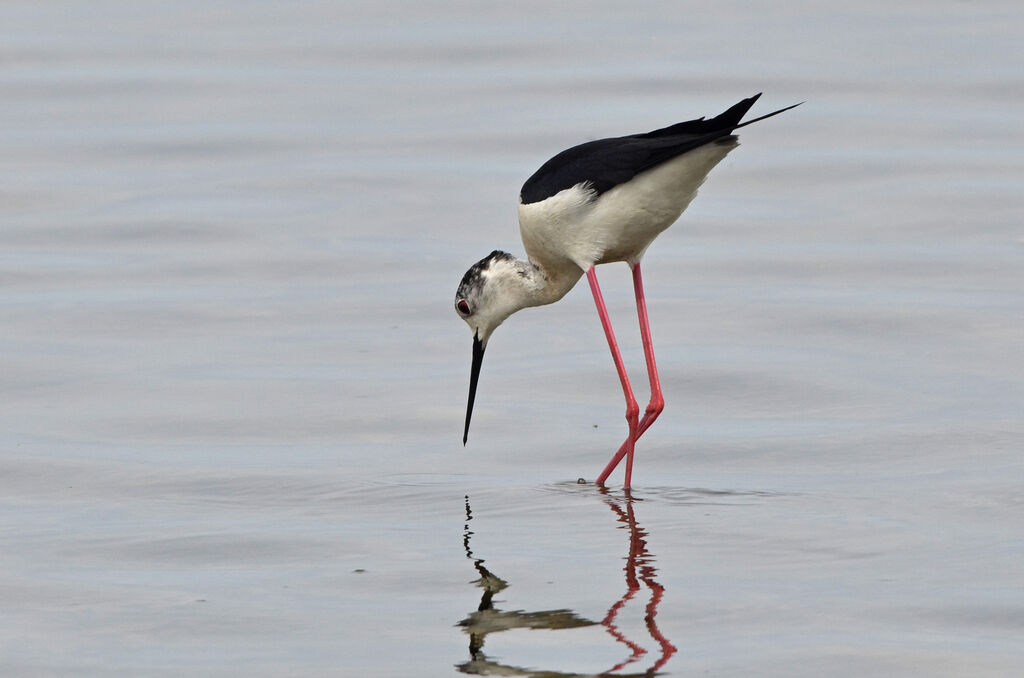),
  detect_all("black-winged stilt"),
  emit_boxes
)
[455,94,799,488]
